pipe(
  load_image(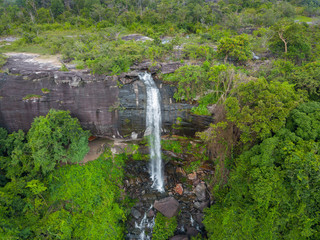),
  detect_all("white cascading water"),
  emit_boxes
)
[134,205,155,240]
[139,72,164,192]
